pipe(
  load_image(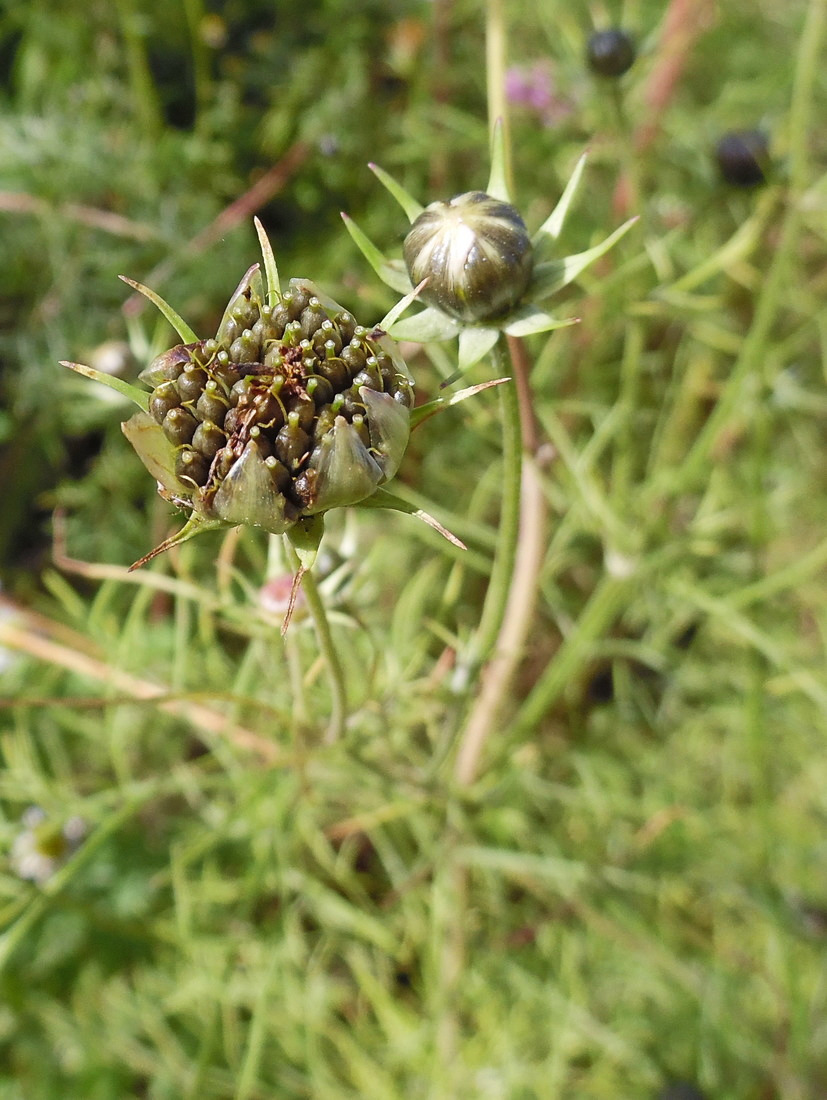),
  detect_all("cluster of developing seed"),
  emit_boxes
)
[138,277,414,534]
